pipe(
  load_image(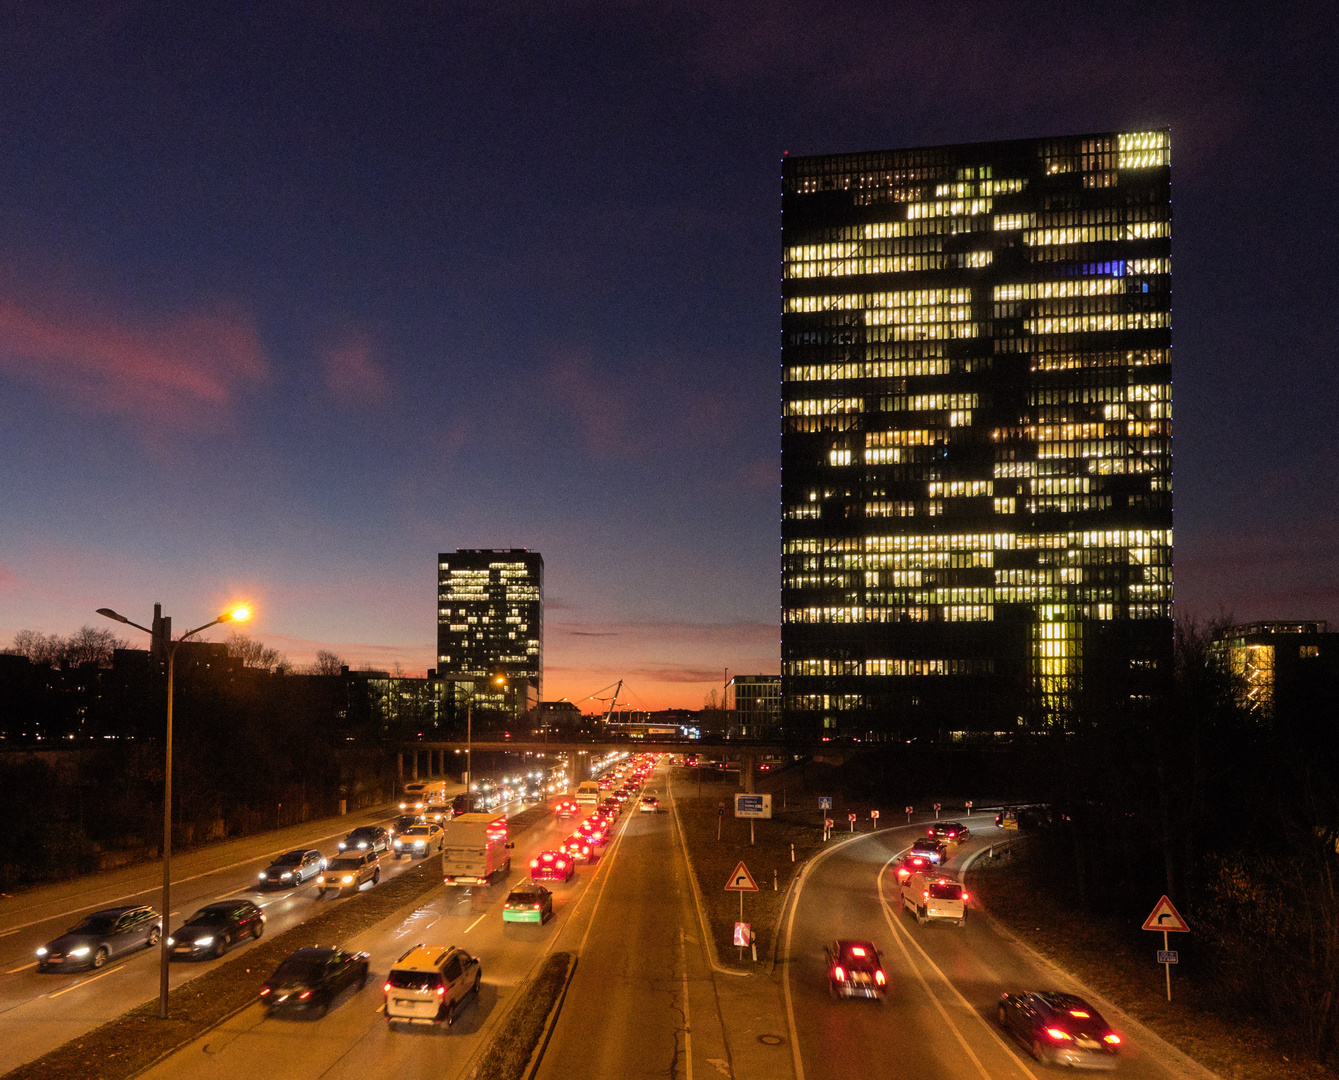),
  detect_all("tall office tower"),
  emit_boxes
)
[437,549,543,717]
[780,131,1172,738]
